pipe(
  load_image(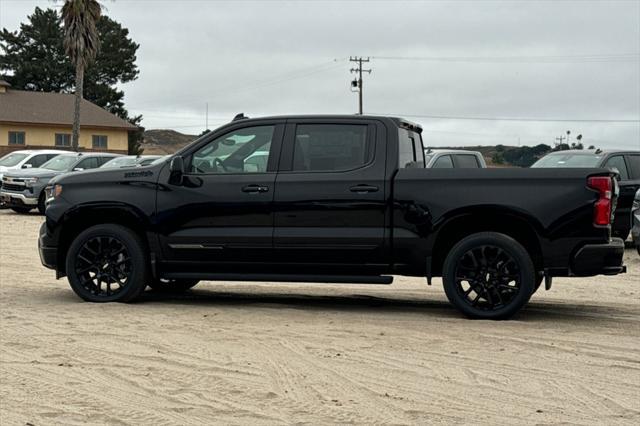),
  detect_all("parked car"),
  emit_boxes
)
[100,155,163,169]
[532,150,640,240]
[0,149,71,180]
[1,152,121,214]
[632,189,640,255]
[39,115,625,319]
[423,149,487,168]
